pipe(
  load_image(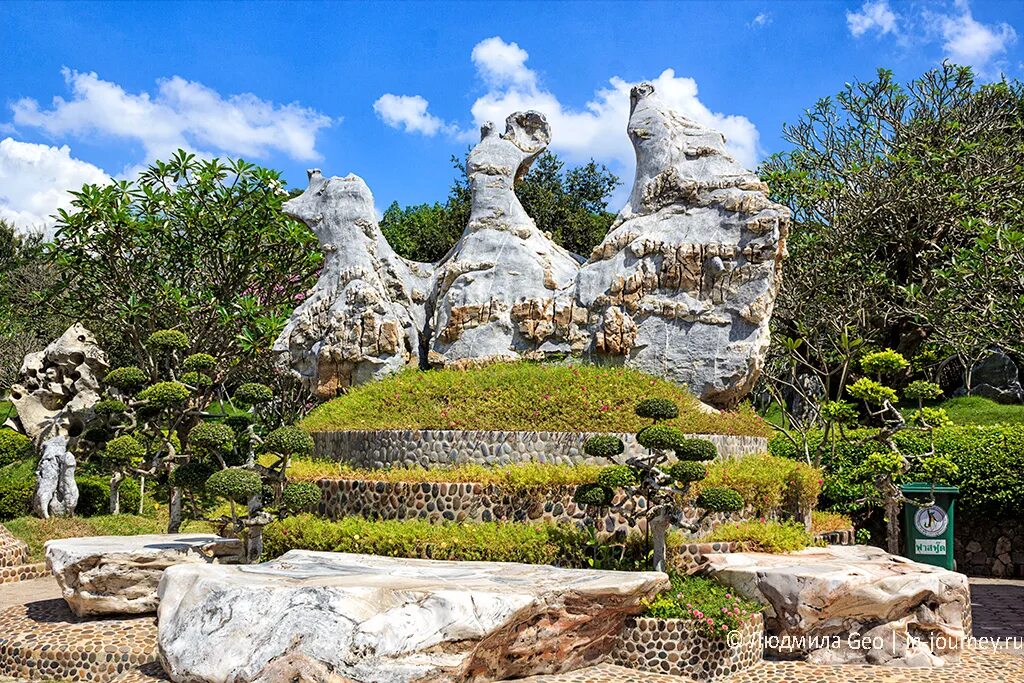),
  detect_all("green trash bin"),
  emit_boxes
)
[901,482,959,570]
